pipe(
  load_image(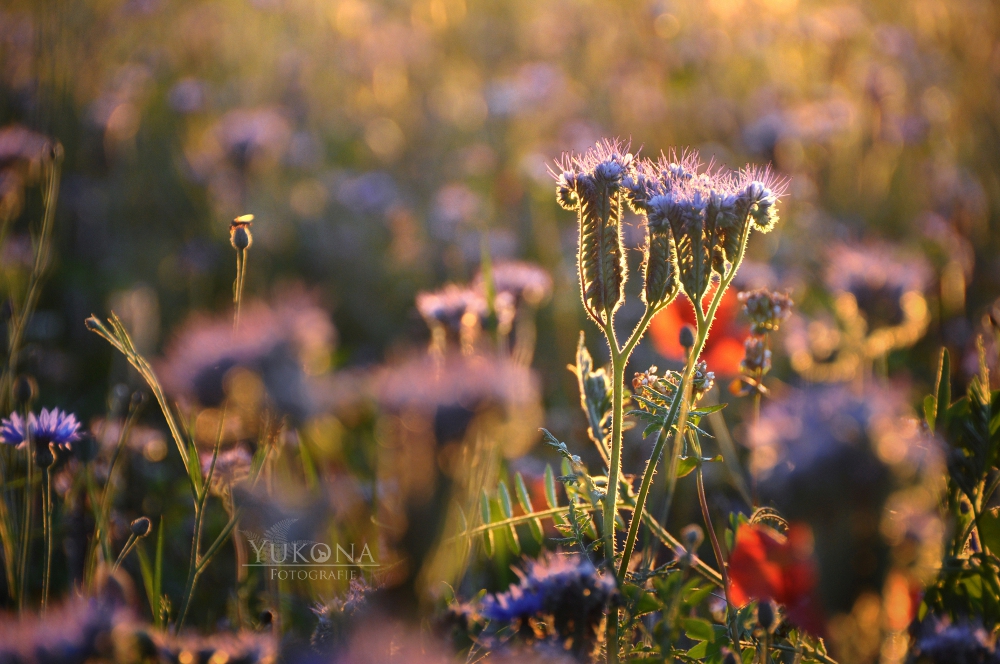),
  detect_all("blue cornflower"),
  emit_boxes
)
[0,408,81,450]
[908,614,1000,664]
